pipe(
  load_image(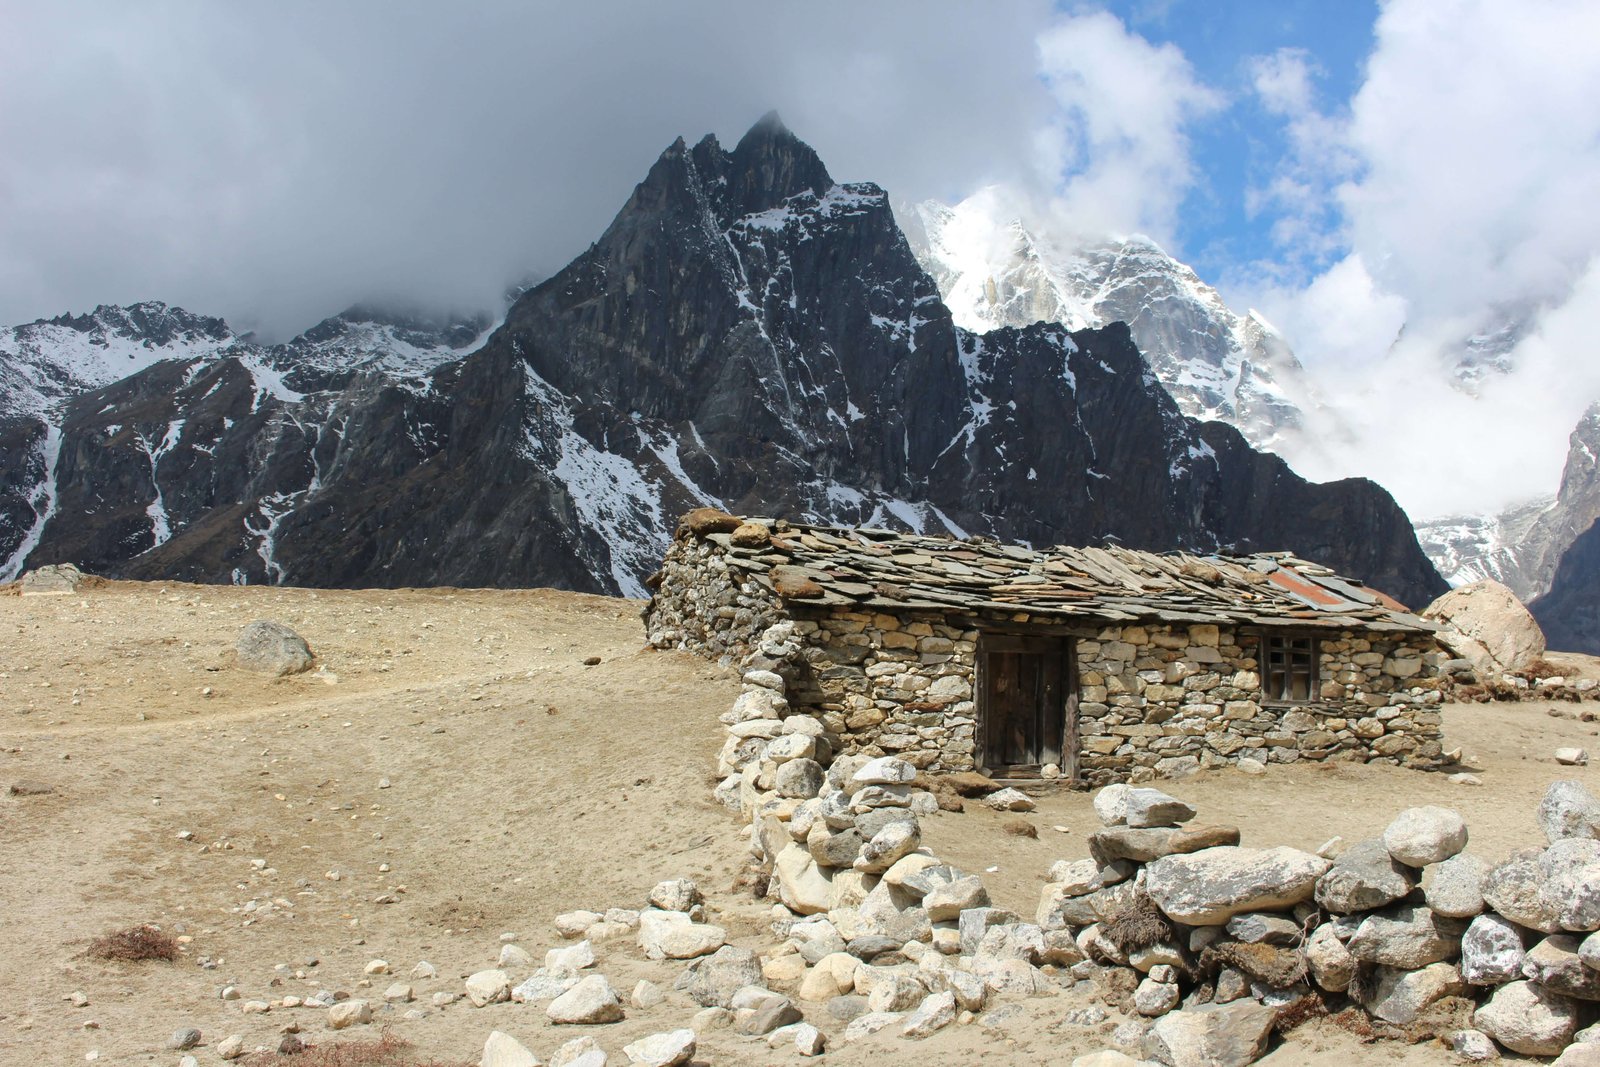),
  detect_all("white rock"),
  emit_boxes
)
[1383,806,1469,867]
[852,757,917,786]
[1122,788,1197,829]
[1557,748,1591,766]
[383,982,414,1003]
[790,1021,826,1055]
[1093,784,1133,825]
[621,1028,695,1067]
[547,975,624,1025]
[648,879,703,912]
[631,979,664,1008]
[844,1011,904,1042]
[328,999,373,1029]
[901,990,957,1038]
[550,1037,607,1067]
[410,960,439,979]
[984,787,1036,812]
[216,1035,245,1061]
[1443,1029,1501,1062]
[1145,846,1331,925]
[465,970,512,1007]
[512,970,579,1003]
[545,940,597,972]
[481,1030,542,1067]
[1474,979,1580,1055]
[1133,978,1180,1017]
[1425,852,1487,918]
[774,843,833,915]
[499,944,534,968]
